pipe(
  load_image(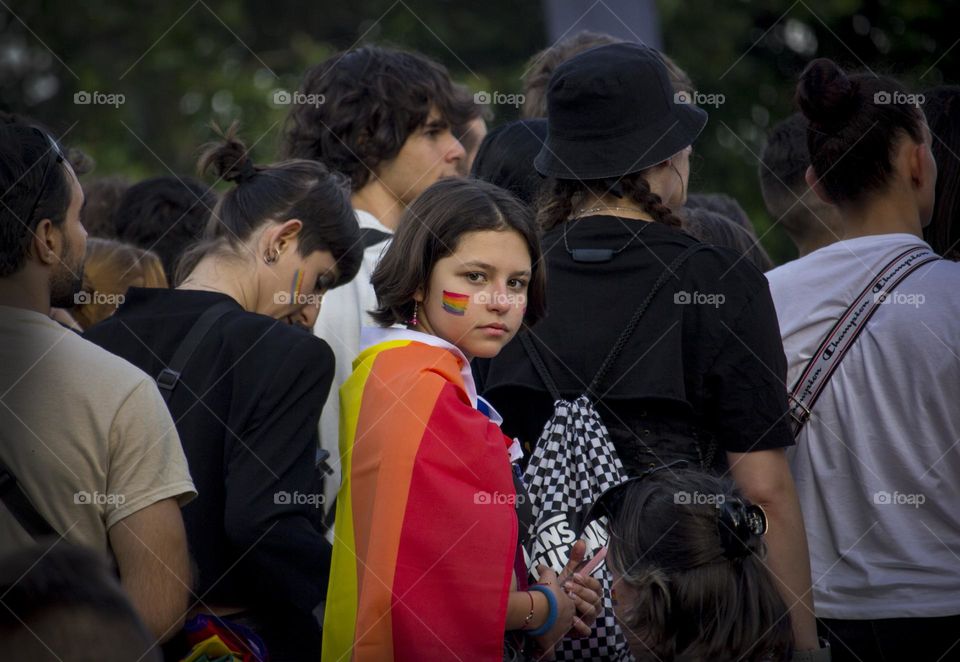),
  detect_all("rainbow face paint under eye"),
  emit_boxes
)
[441,290,470,316]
